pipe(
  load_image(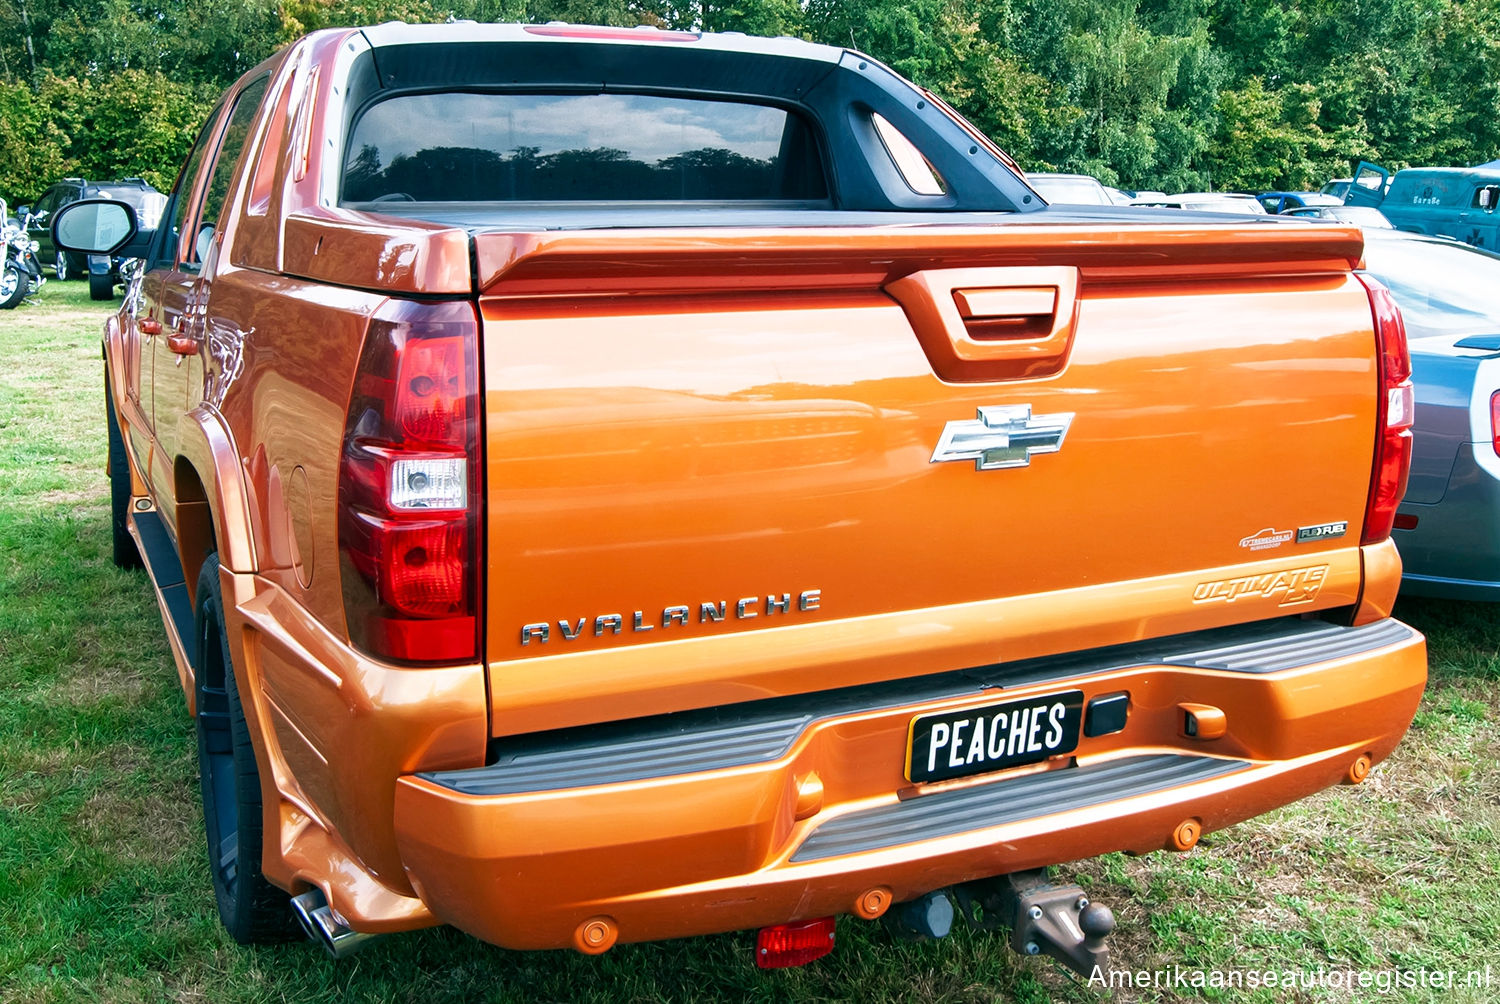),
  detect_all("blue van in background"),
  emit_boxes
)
[1346,160,1500,248]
